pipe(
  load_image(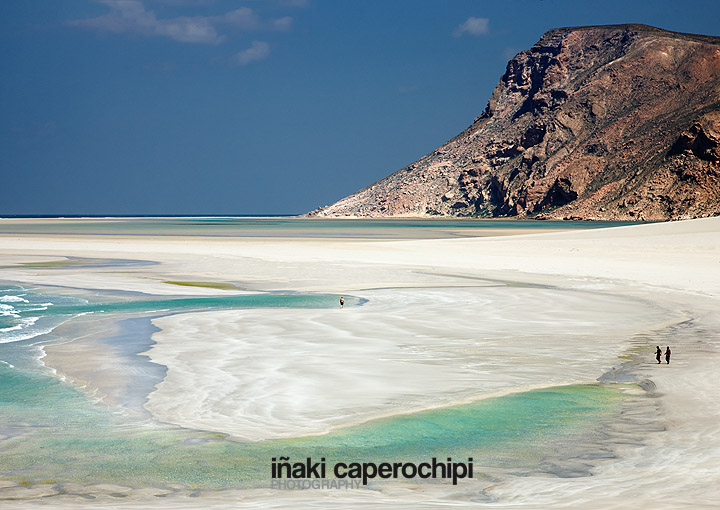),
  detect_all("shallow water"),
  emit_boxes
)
[0,358,625,489]
[0,285,341,346]
[0,217,643,239]
[0,285,632,492]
